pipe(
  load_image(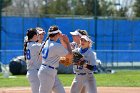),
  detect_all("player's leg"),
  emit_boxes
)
[86,74,97,93]
[38,66,57,93]
[27,70,40,93]
[52,76,65,93]
[70,75,83,93]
